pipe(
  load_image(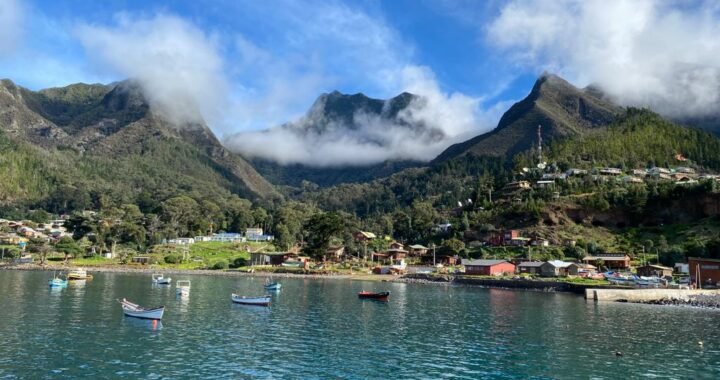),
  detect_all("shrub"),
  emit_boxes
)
[164,254,181,264]
[230,257,247,268]
[212,260,229,270]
